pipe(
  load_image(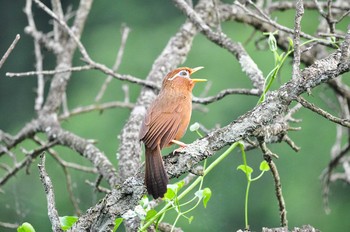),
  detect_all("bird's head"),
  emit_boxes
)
[162,67,206,91]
